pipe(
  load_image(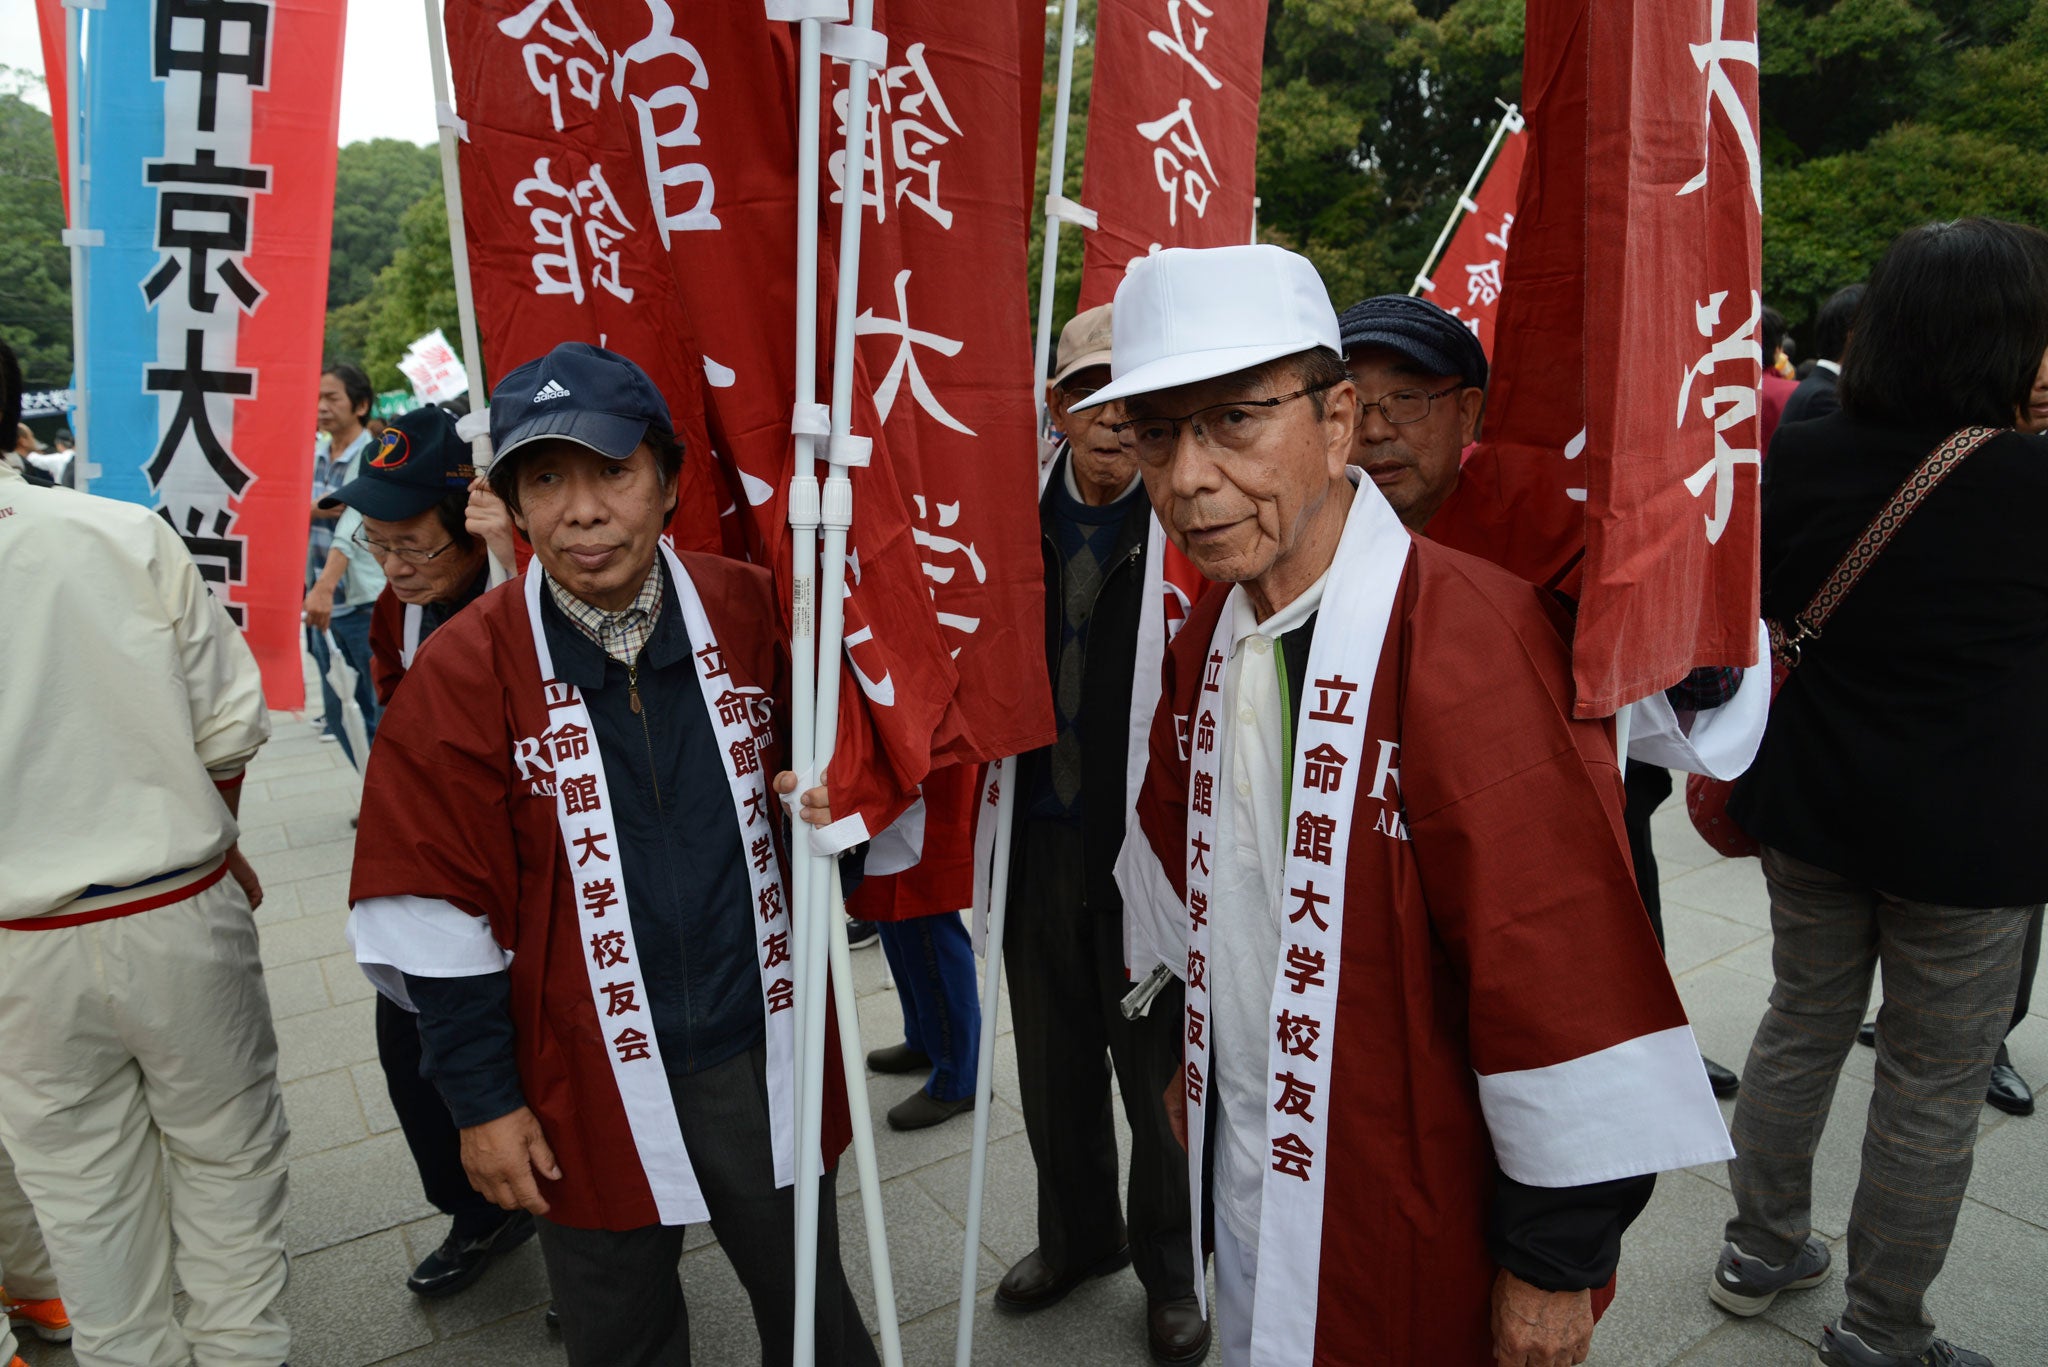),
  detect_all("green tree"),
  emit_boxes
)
[0,83,74,385]
[327,139,442,312]
[1761,0,2048,336]
[348,194,460,393]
